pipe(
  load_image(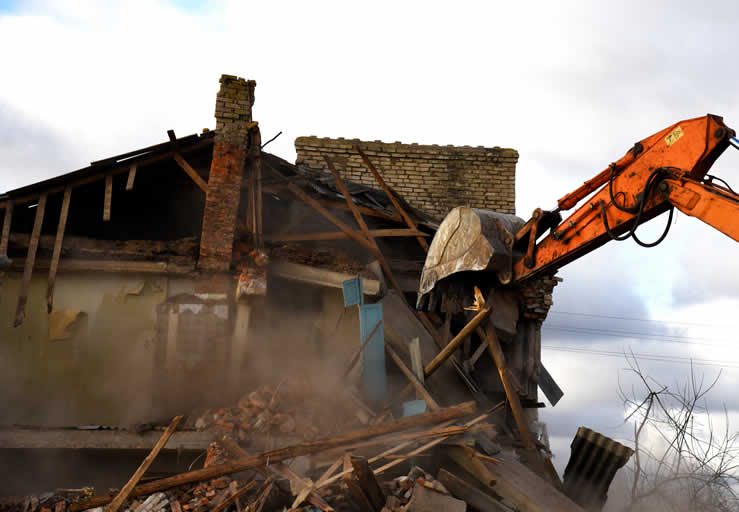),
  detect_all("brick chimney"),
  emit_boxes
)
[199,74,256,272]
